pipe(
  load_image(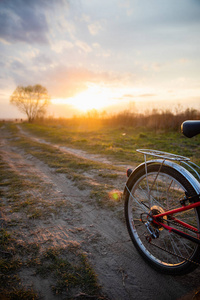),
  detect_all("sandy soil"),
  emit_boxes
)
[0,125,200,300]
